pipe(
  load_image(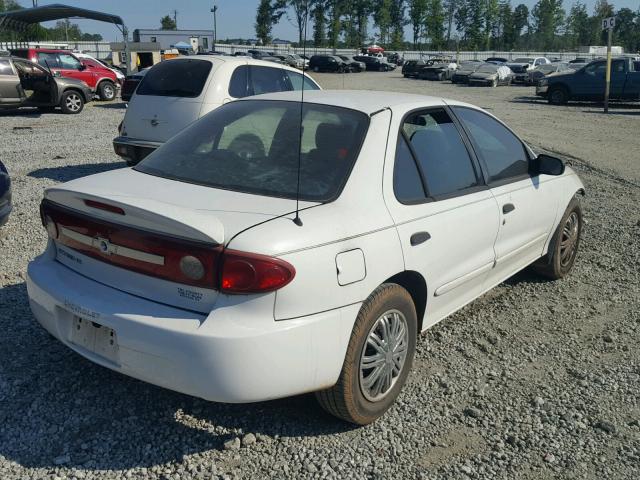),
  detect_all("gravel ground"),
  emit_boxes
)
[0,73,639,480]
